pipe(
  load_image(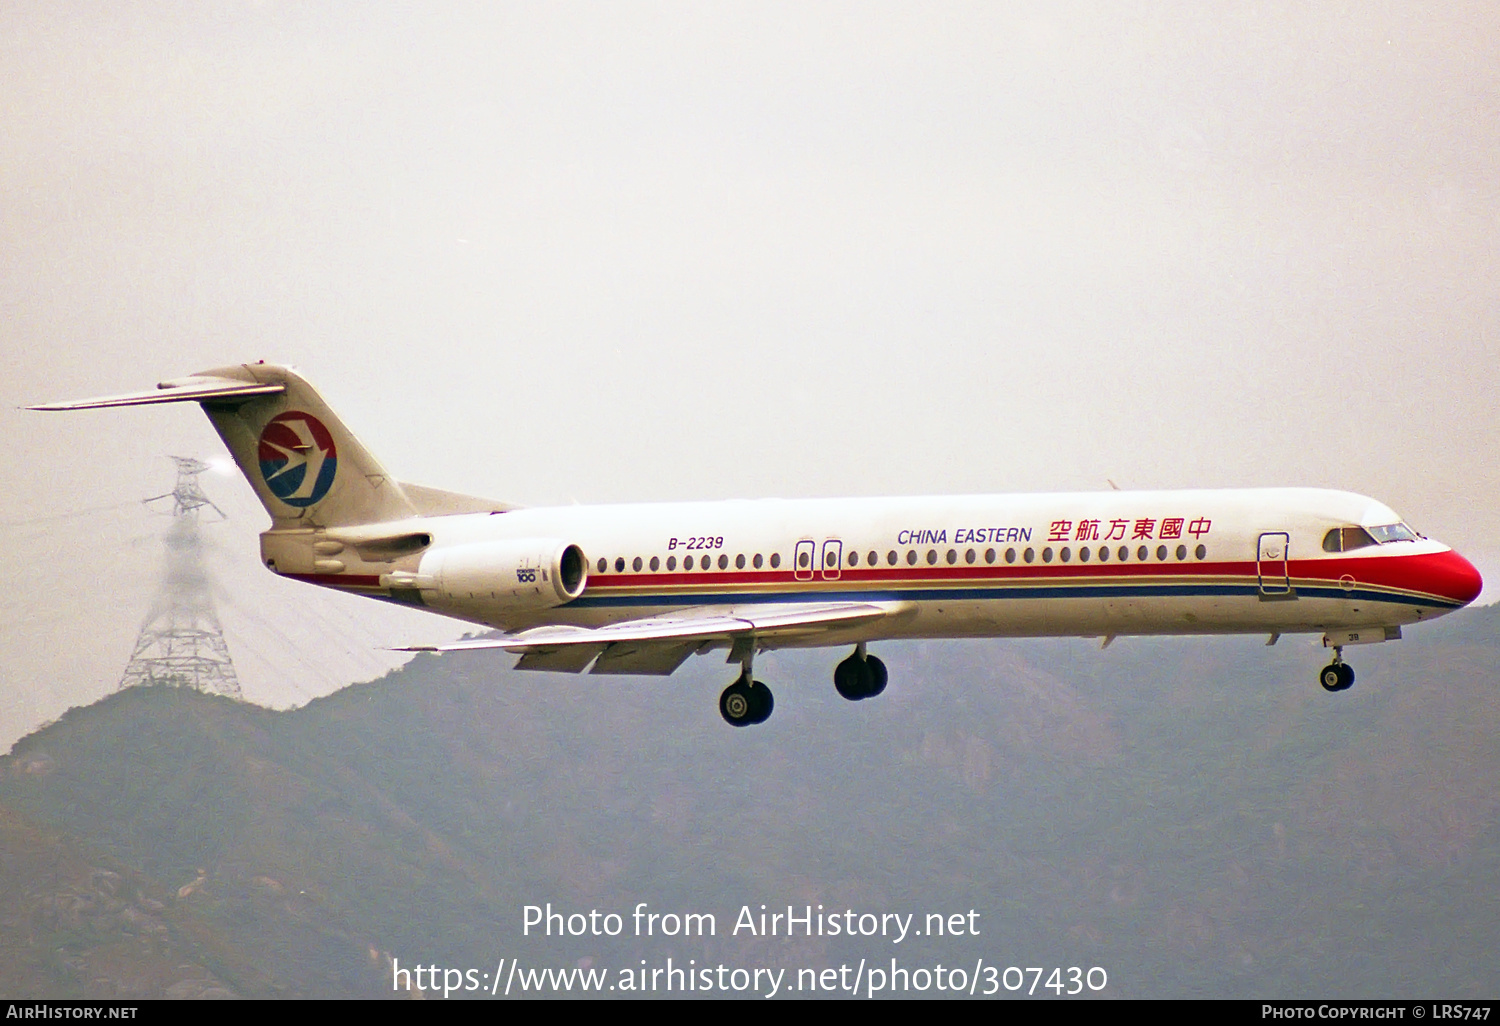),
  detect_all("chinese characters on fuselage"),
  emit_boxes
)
[895,518,1212,548]
[1047,518,1211,543]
